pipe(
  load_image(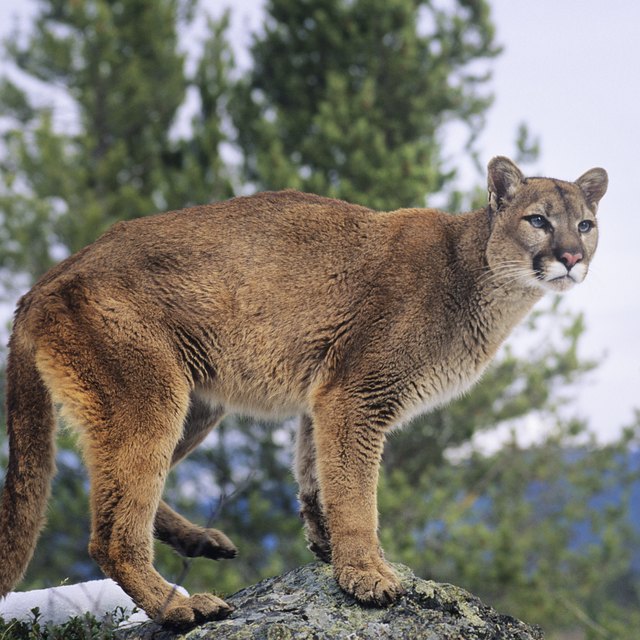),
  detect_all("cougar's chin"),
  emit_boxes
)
[539,276,577,293]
